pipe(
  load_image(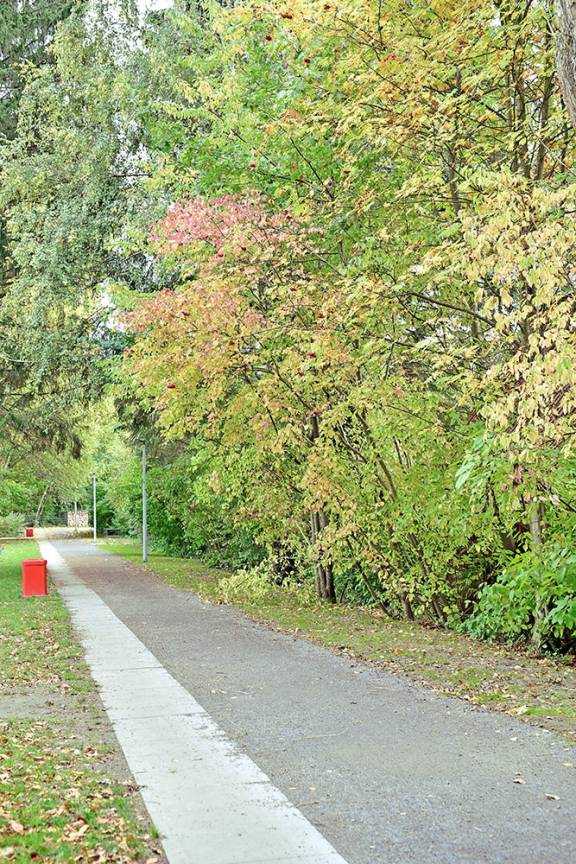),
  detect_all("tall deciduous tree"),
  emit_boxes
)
[0,3,147,458]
